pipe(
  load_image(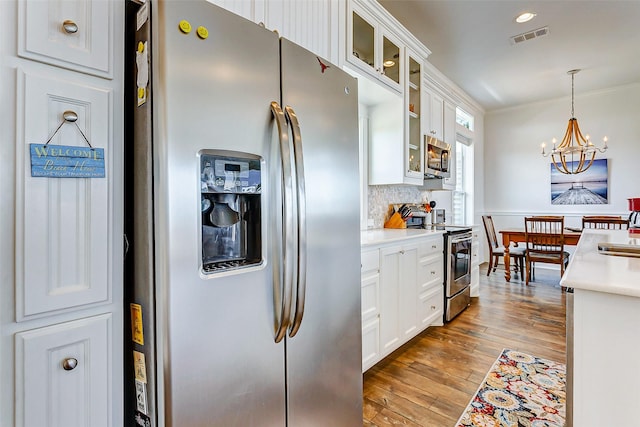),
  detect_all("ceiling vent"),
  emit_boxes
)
[510,26,549,45]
